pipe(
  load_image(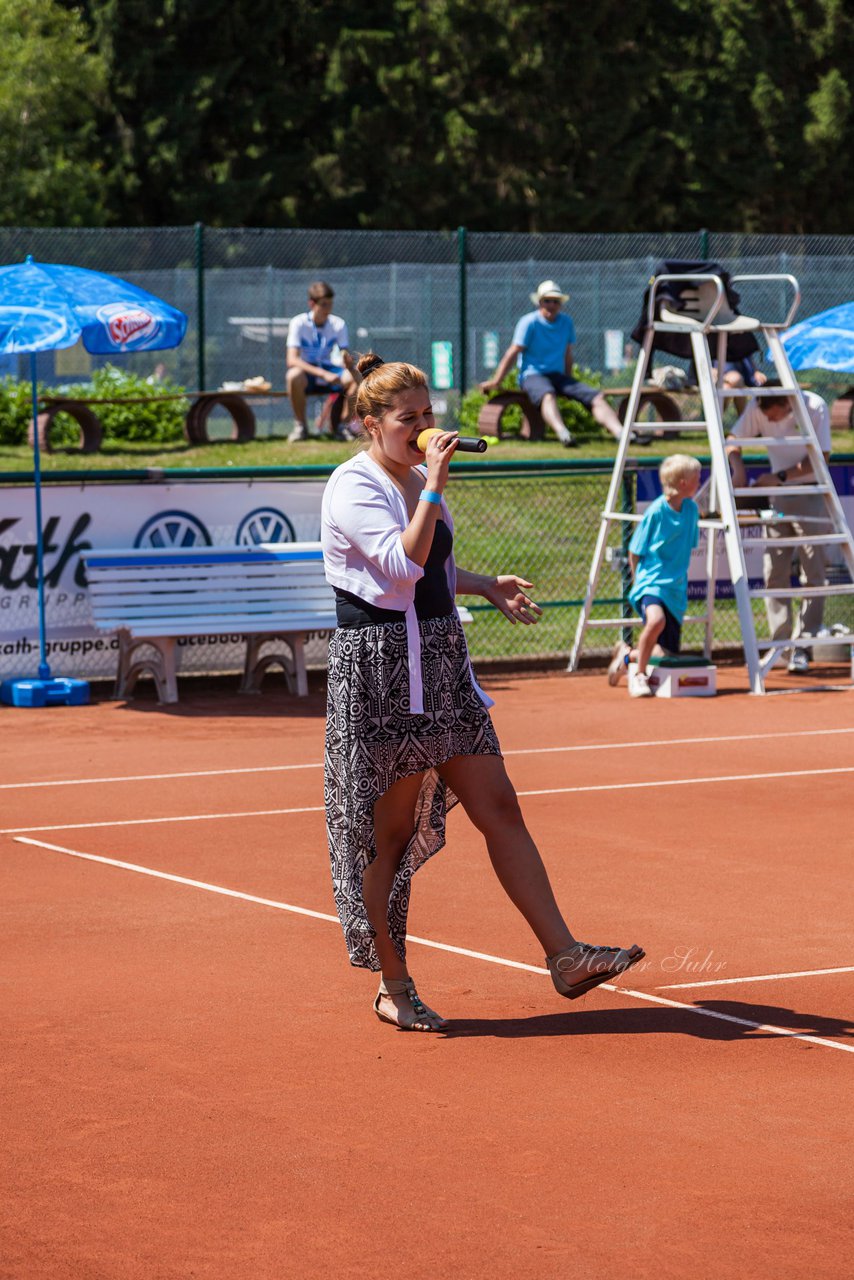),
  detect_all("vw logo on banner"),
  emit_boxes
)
[134,510,212,548]
[236,507,296,545]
